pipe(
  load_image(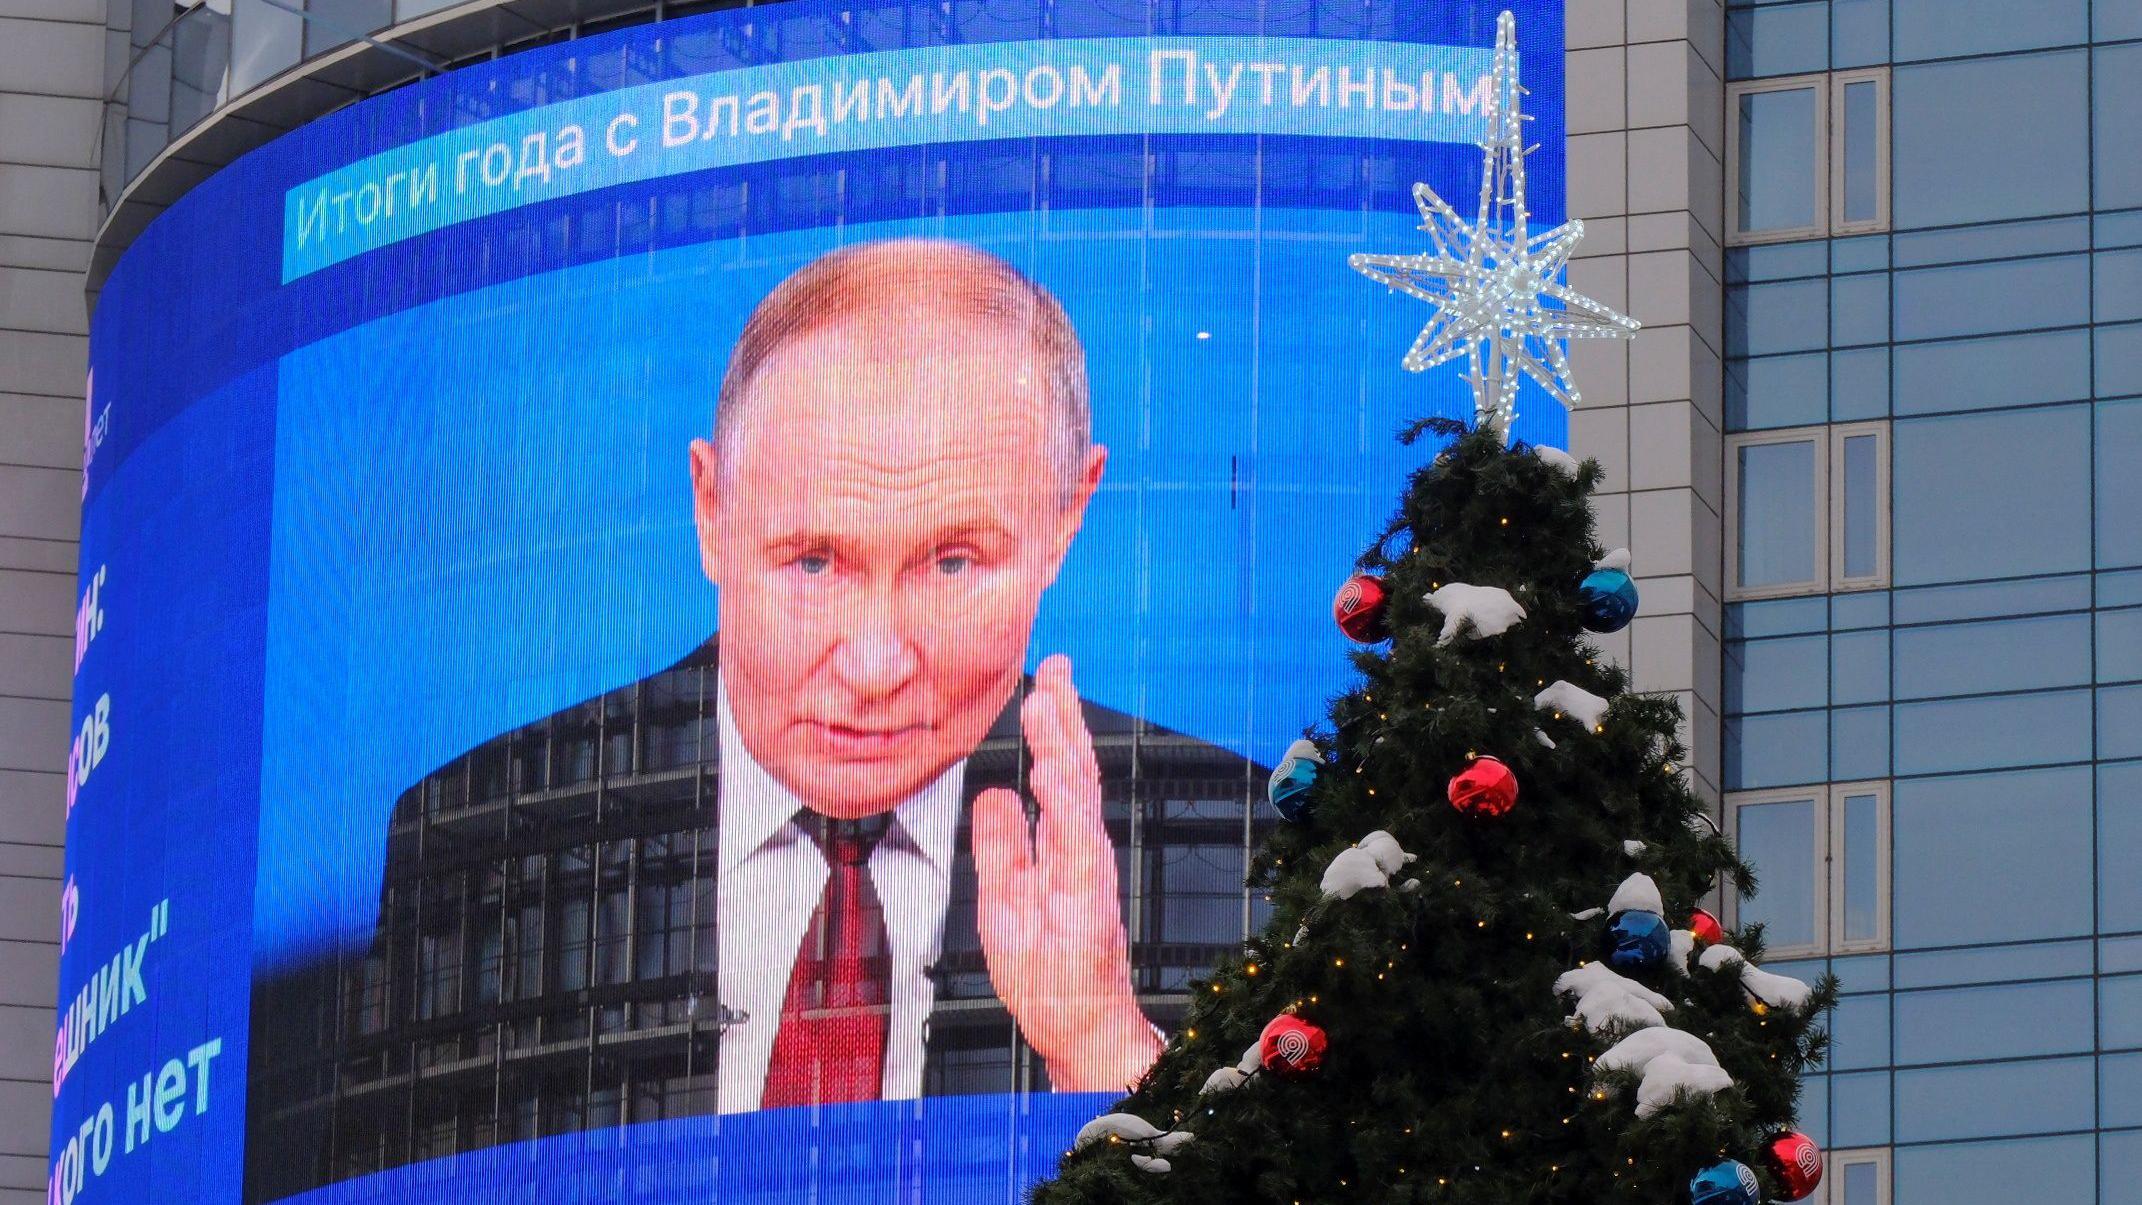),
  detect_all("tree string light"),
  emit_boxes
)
[1350,10,1639,440]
